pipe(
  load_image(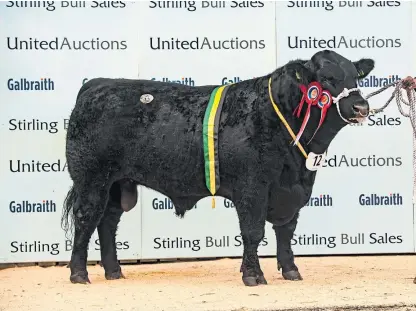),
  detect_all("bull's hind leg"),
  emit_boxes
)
[70,185,110,284]
[97,182,125,280]
[234,188,268,287]
[272,210,303,281]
